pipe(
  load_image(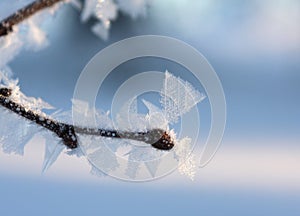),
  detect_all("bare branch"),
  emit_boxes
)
[0,0,65,37]
[0,88,175,150]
